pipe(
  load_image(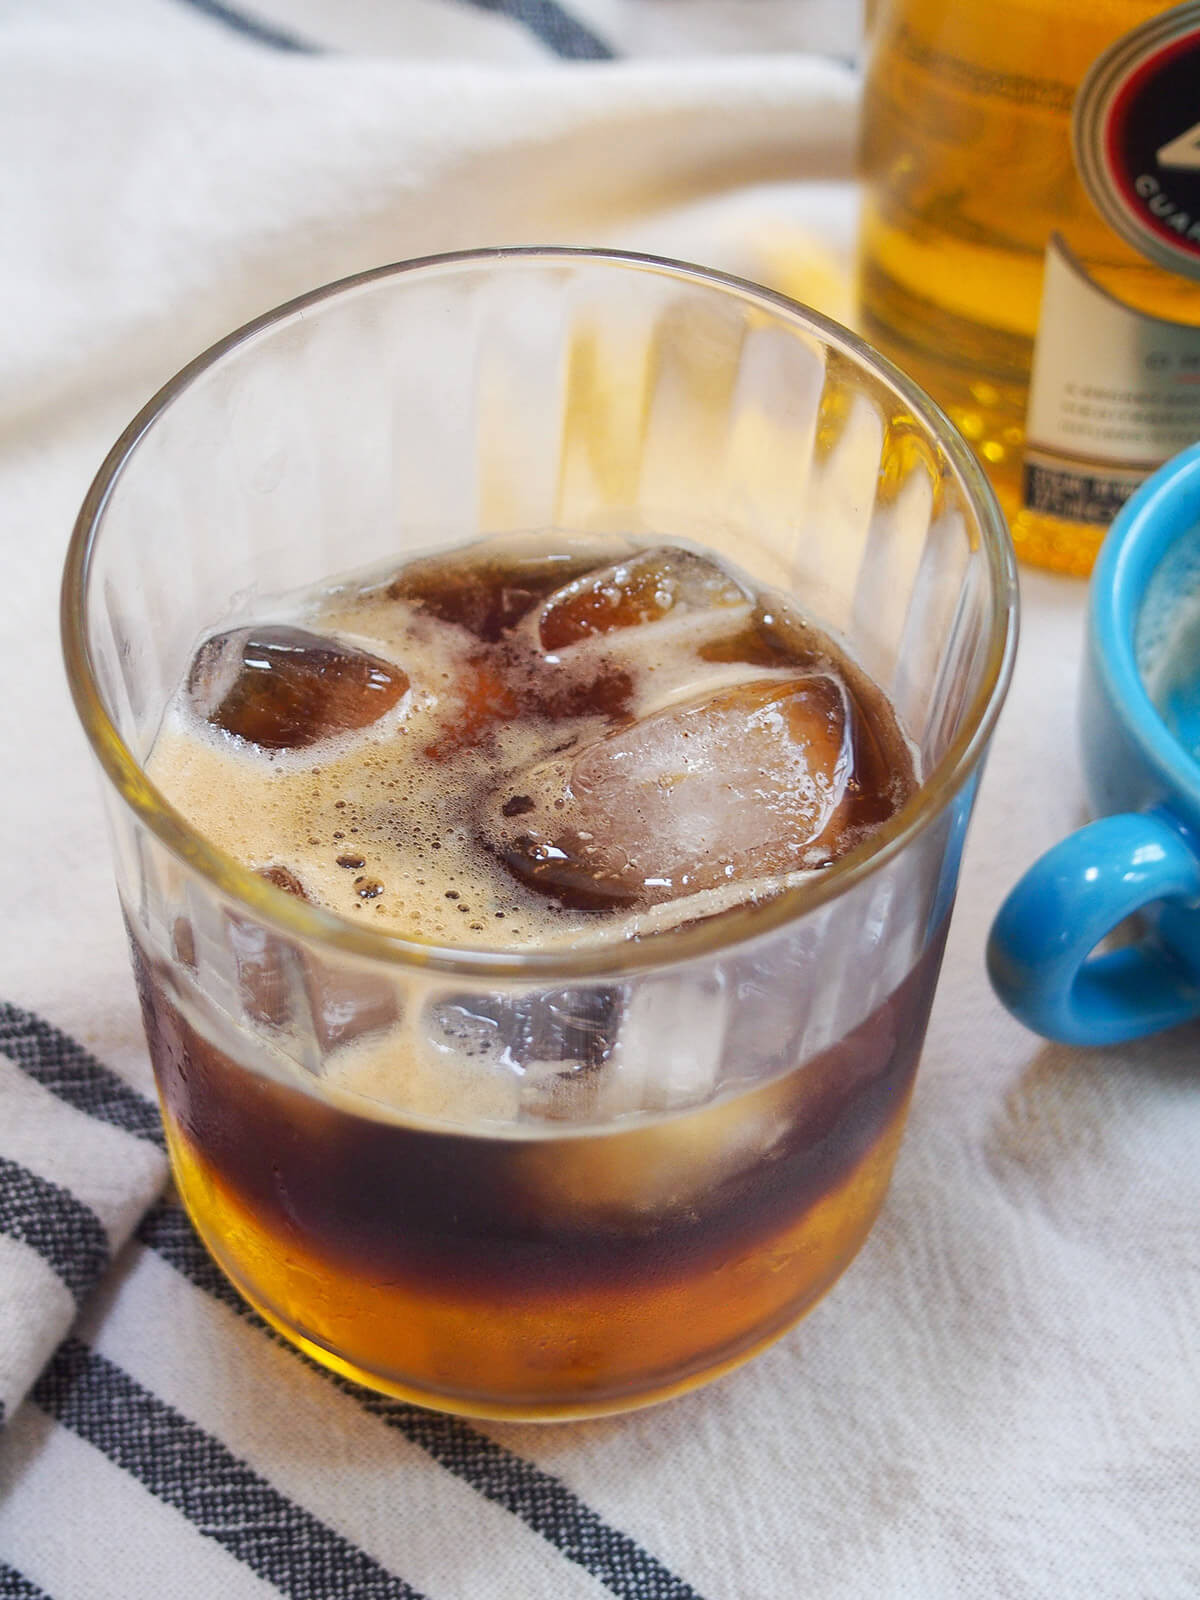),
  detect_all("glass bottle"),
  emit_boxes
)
[858,0,1200,573]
